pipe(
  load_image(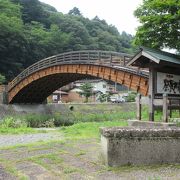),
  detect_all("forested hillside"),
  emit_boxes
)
[0,0,135,81]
